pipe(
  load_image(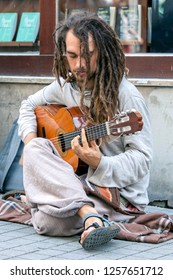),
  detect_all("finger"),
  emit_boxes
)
[88,140,96,148]
[89,138,102,149]
[71,135,80,149]
[81,128,88,147]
